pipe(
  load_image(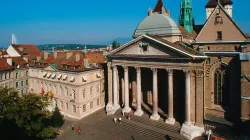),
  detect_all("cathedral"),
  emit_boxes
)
[106,0,250,139]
